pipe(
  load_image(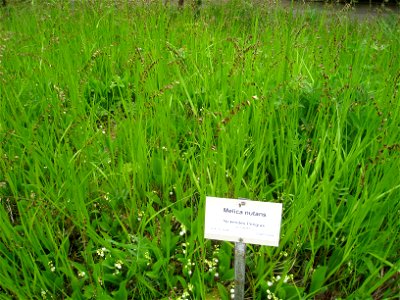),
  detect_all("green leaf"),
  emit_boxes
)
[220,268,234,281]
[113,280,128,300]
[216,283,229,299]
[327,248,343,271]
[96,292,114,300]
[309,265,327,294]
[172,207,192,228]
[277,284,305,300]
[83,284,96,299]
